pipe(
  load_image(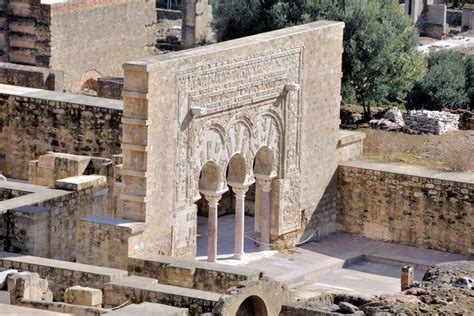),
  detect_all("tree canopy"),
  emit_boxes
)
[213,0,426,118]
